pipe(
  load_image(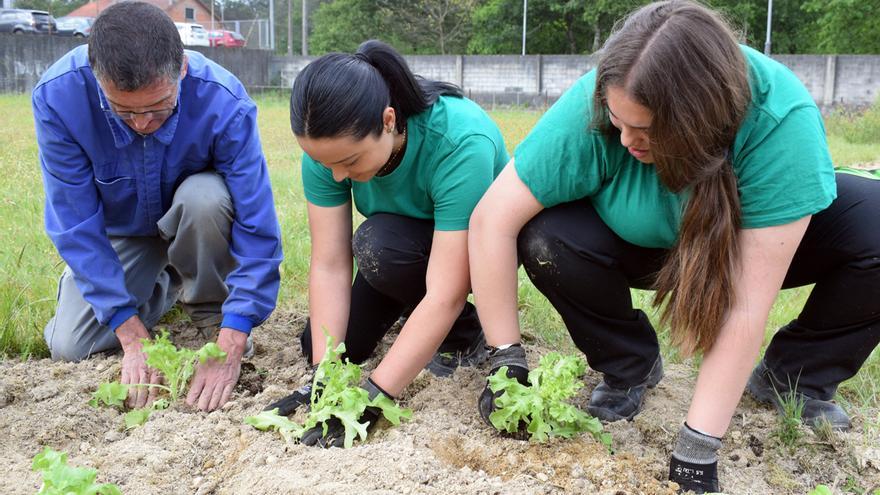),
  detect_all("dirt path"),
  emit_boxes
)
[1,310,878,494]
